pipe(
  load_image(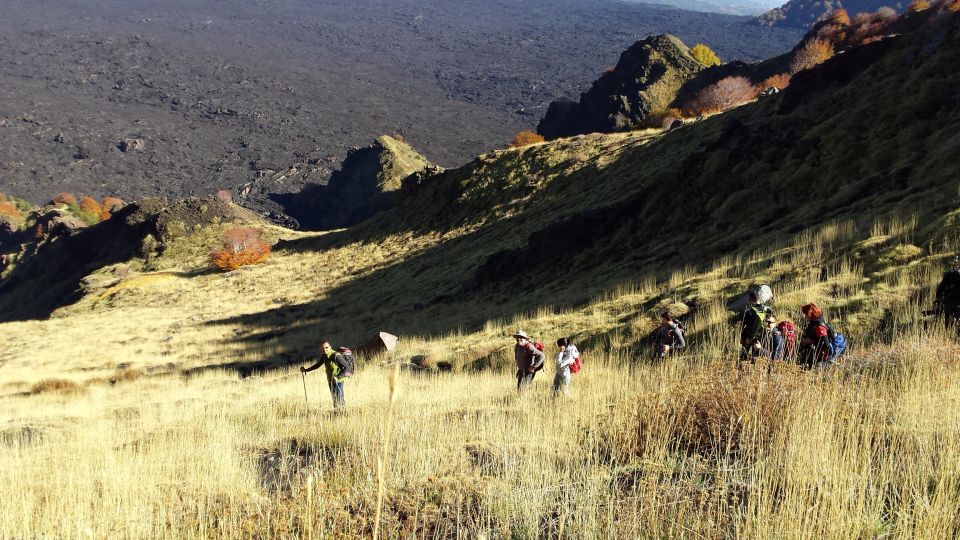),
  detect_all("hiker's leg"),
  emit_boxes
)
[560,372,571,397]
[334,382,345,409]
[516,369,524,391]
